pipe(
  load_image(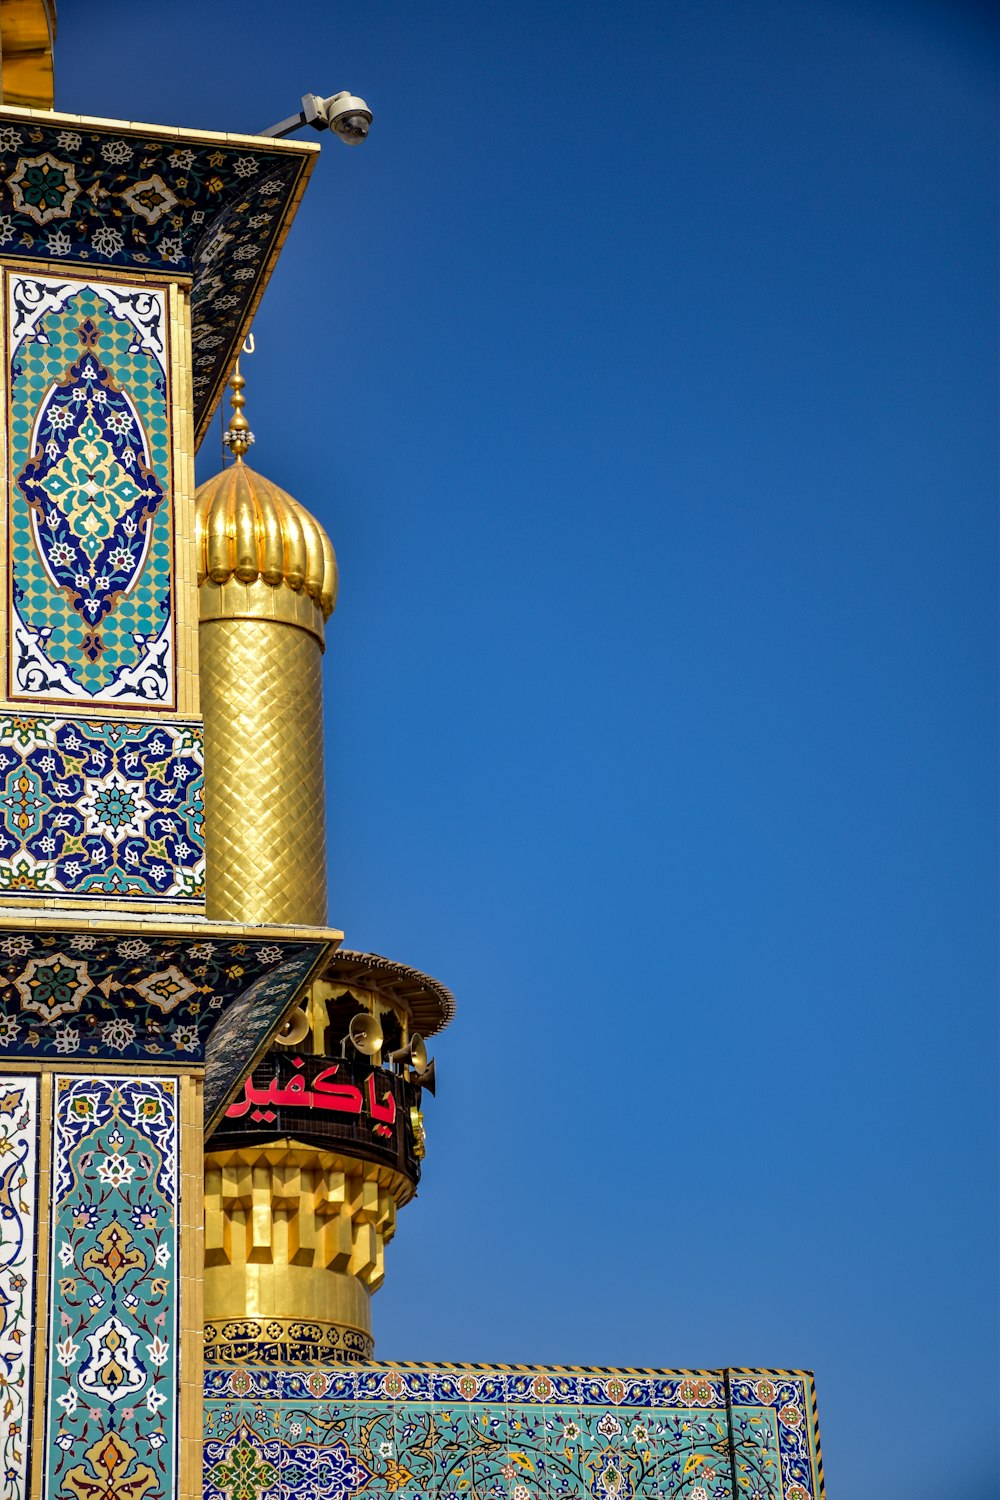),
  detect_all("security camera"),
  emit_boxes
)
[321,93,372,145]
[260,91,374,145]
